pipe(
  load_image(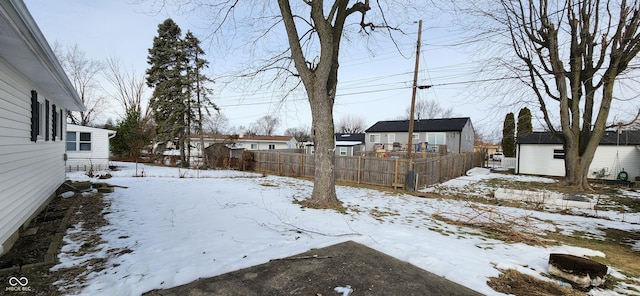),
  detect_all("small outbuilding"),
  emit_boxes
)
[516,131,640,182]
[204,143,244,169]
[65,124,116,172]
